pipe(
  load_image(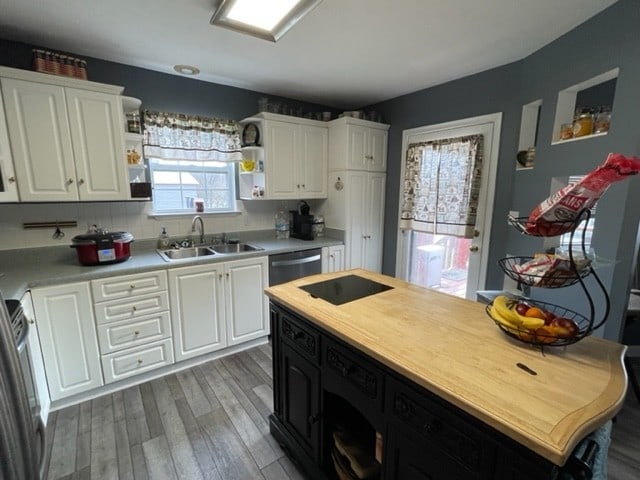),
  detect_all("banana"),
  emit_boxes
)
[489,302,520,333]
[492,295,522,326]
[510,307,546,330]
